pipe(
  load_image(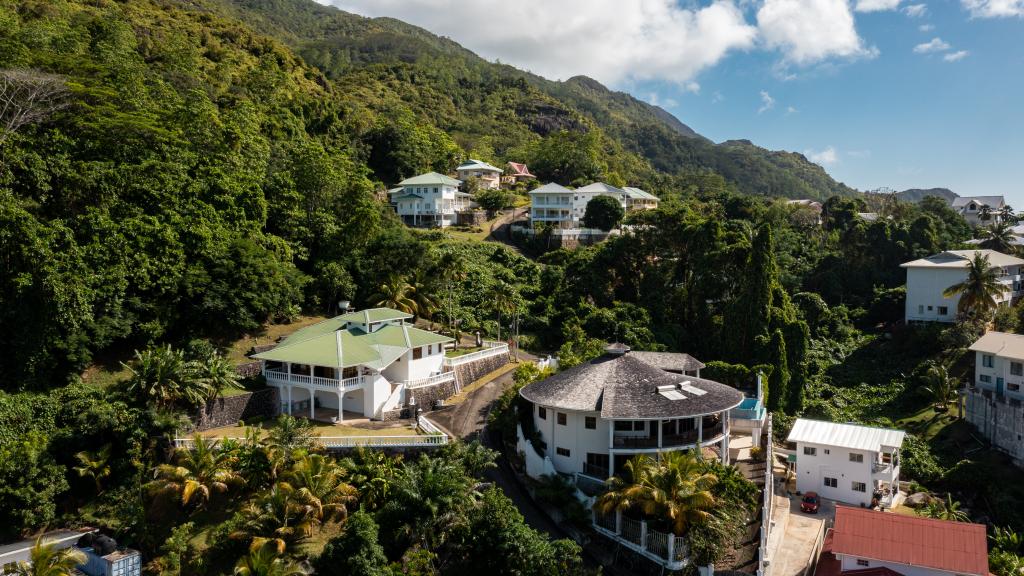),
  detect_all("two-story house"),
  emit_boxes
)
[530,182,656,230]
[503,162,535,186]
[623,187,660,211]
[787,419,905,508]
[528,183,575,228]
[389,172,471,228]
[951,195,1005,226]
[571,182,628,224]
[901,249,1024,323]
[252,308,454,421]
[816,507,988,576]
[455,159,503,190]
